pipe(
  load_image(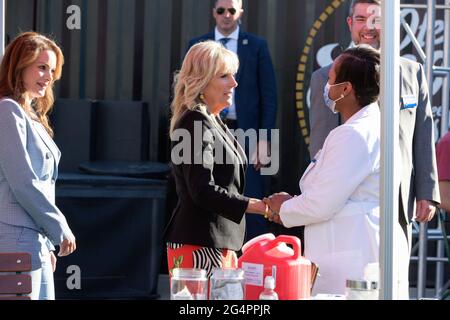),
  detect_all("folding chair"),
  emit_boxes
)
[0,252,32,300]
